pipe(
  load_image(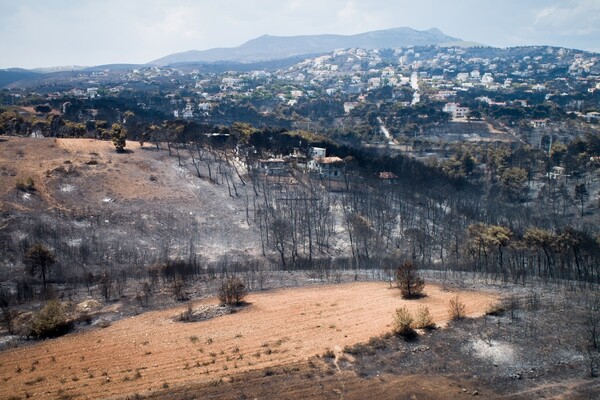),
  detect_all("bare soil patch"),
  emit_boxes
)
[0,282,495,399]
